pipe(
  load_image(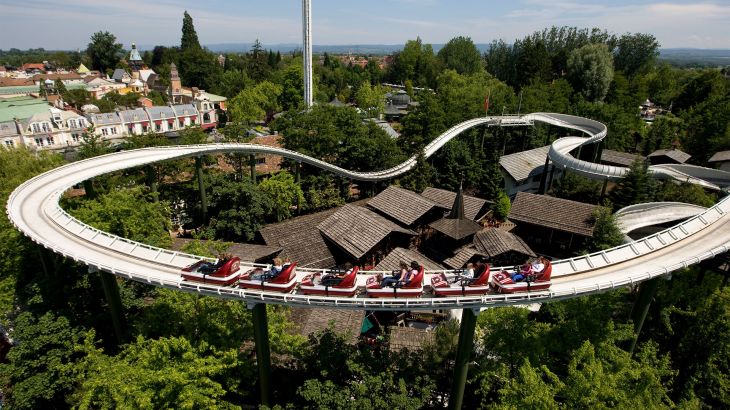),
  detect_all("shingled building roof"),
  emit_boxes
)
[443,247,485,269]
[473,228,536,259]
[290,308,364,345]
[499,145,550,182]
[509,192,597,237]
[368,185,442,226]
[421,187,490,221]
[318,204,416,259]
[374,247,444,271]
[259,207,342,269]
[171,238,281,263]
[429,217,483,240]
[601,149,645,167]
[648,148,691,164]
